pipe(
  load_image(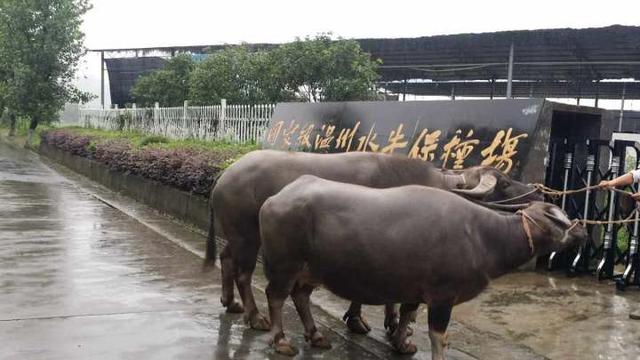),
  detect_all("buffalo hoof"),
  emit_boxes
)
[385,319,413,336]
[305,331,332,349]
[246,311,271,331]
[273,338,299,356]
[346,315,371,334]
[406,326,414,337]
[392,338,418,355]
[384,316,398,332]
[225,301,244,314]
